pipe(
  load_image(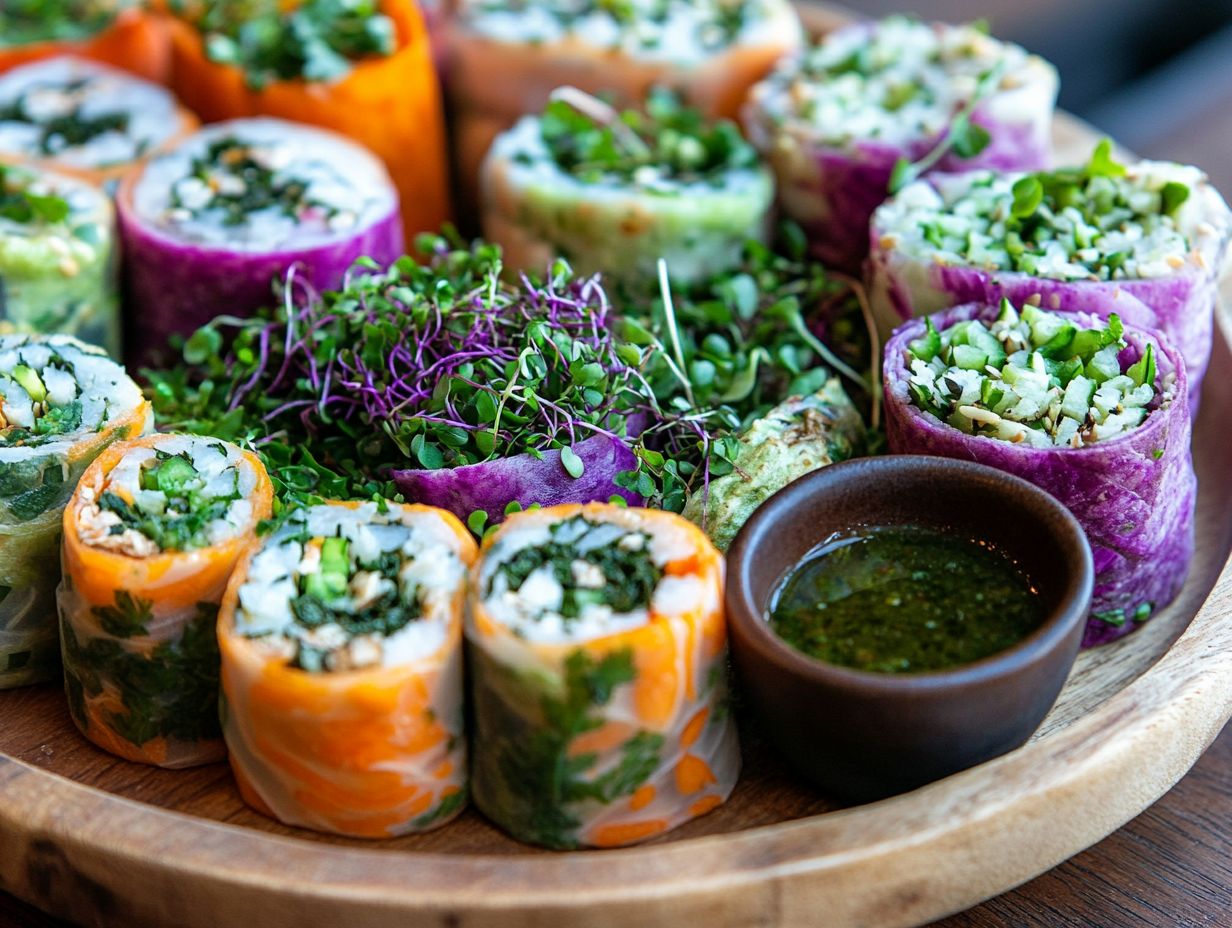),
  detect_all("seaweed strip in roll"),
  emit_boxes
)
[882,300,1195,646]
[468,503,740,848]
[59,433,273,766]
[0,333,151,688]
[116,117,404,364]
[219,501,477,838]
